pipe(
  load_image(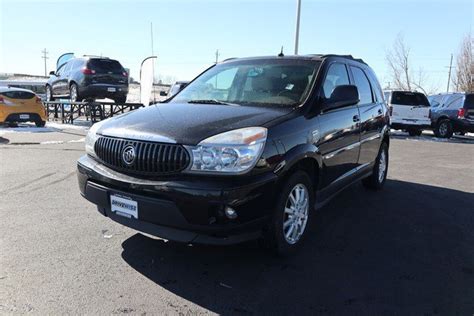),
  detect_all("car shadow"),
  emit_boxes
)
[121,180,474,315]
